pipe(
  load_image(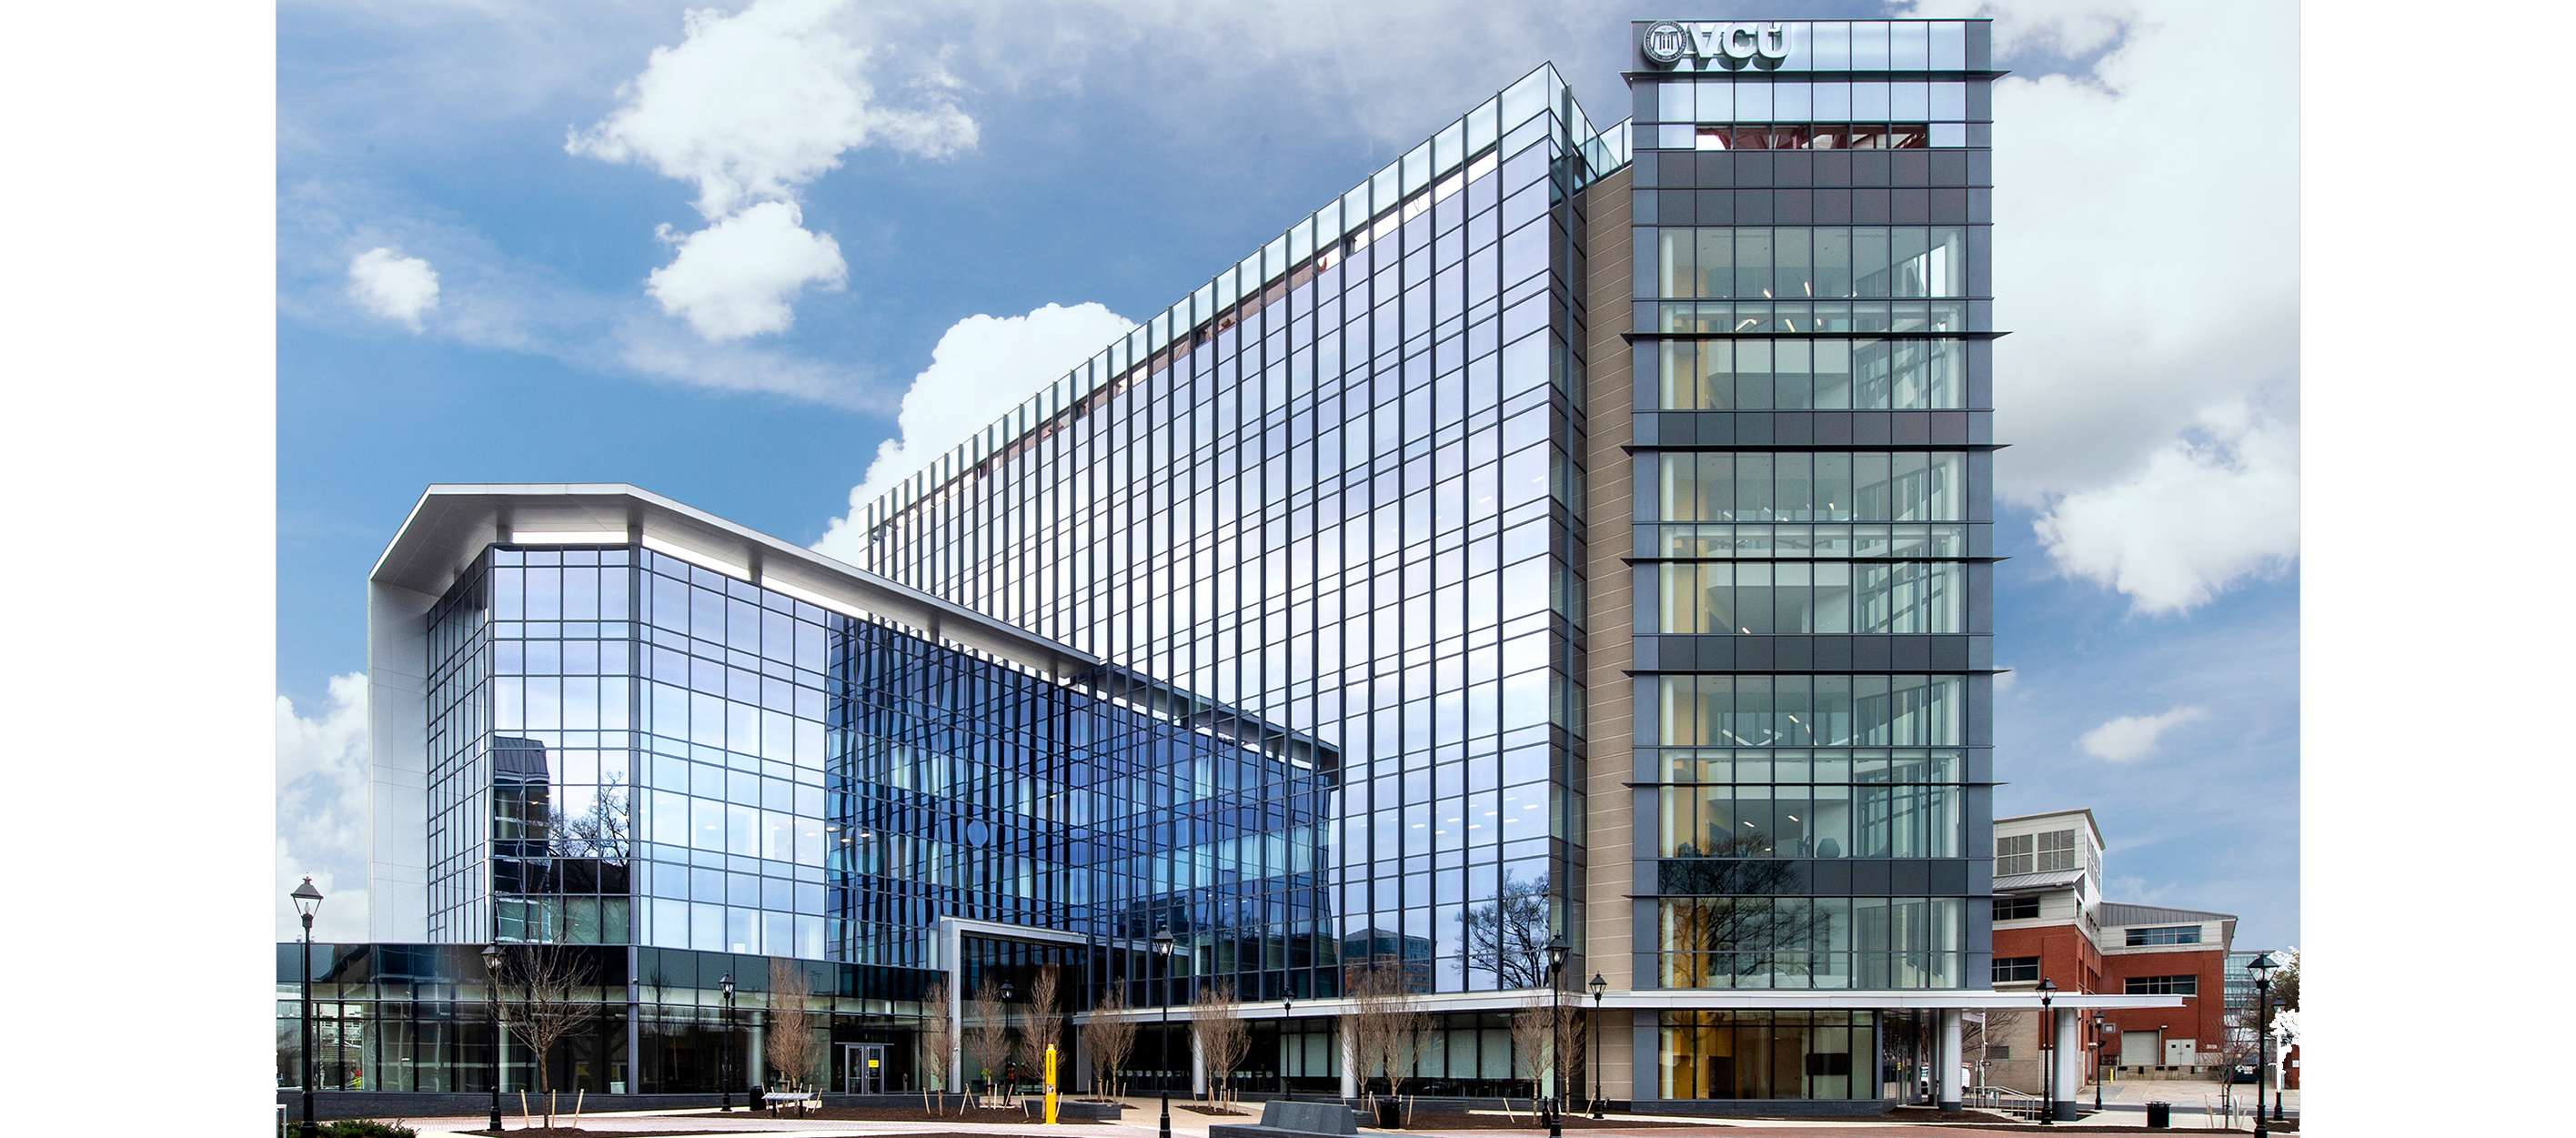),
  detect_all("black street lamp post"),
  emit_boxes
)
[481,945,503,1133]
[2091,1015,2111,1113]
[1281,997,1293,1103]
[1545,936,1568,1138]
[1153,927,1175,1138]
[291,879,324,1138]
[2246,952,2278,1138]
[720,973,736,1112]
[2036,979,2057,1126]
[1586,972,1606,1119]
